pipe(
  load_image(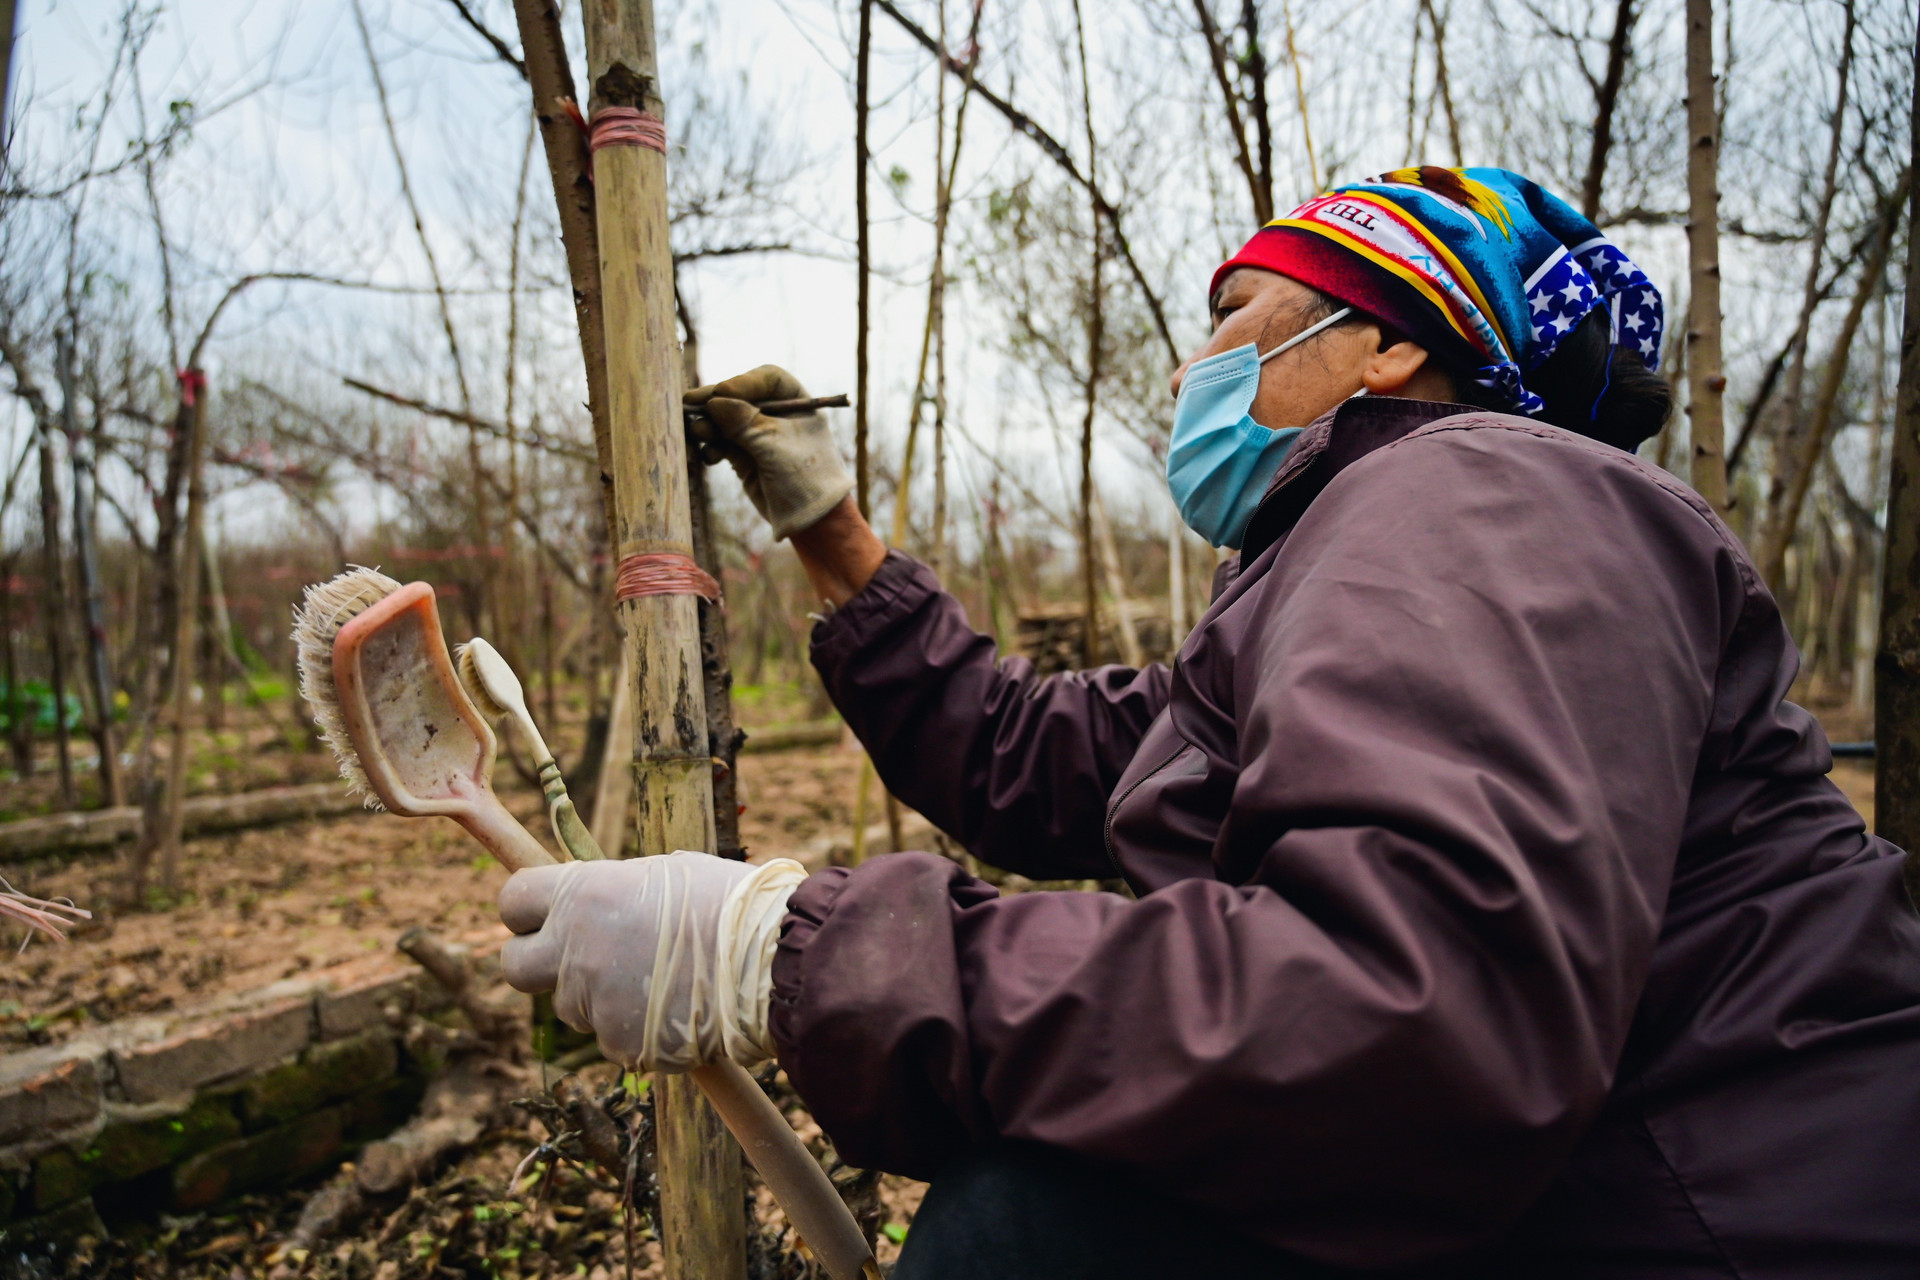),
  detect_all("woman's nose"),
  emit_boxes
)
[1170,359,1193,399]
